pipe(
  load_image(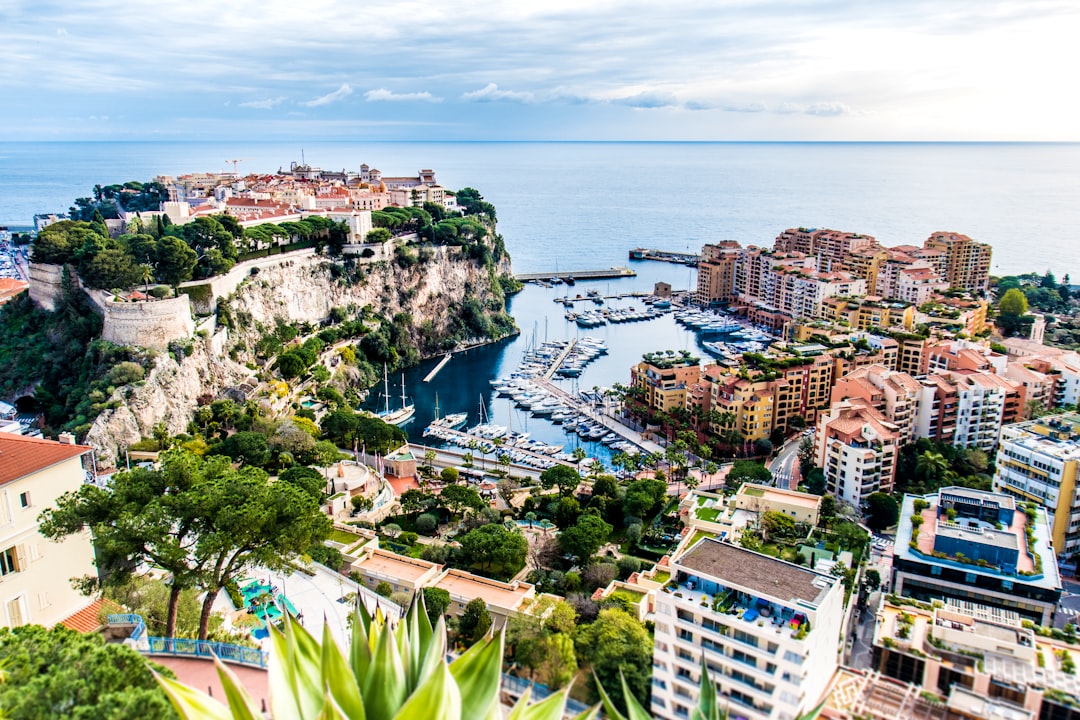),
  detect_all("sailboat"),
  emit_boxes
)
[429,393,467,430]
[378,364,415,426]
